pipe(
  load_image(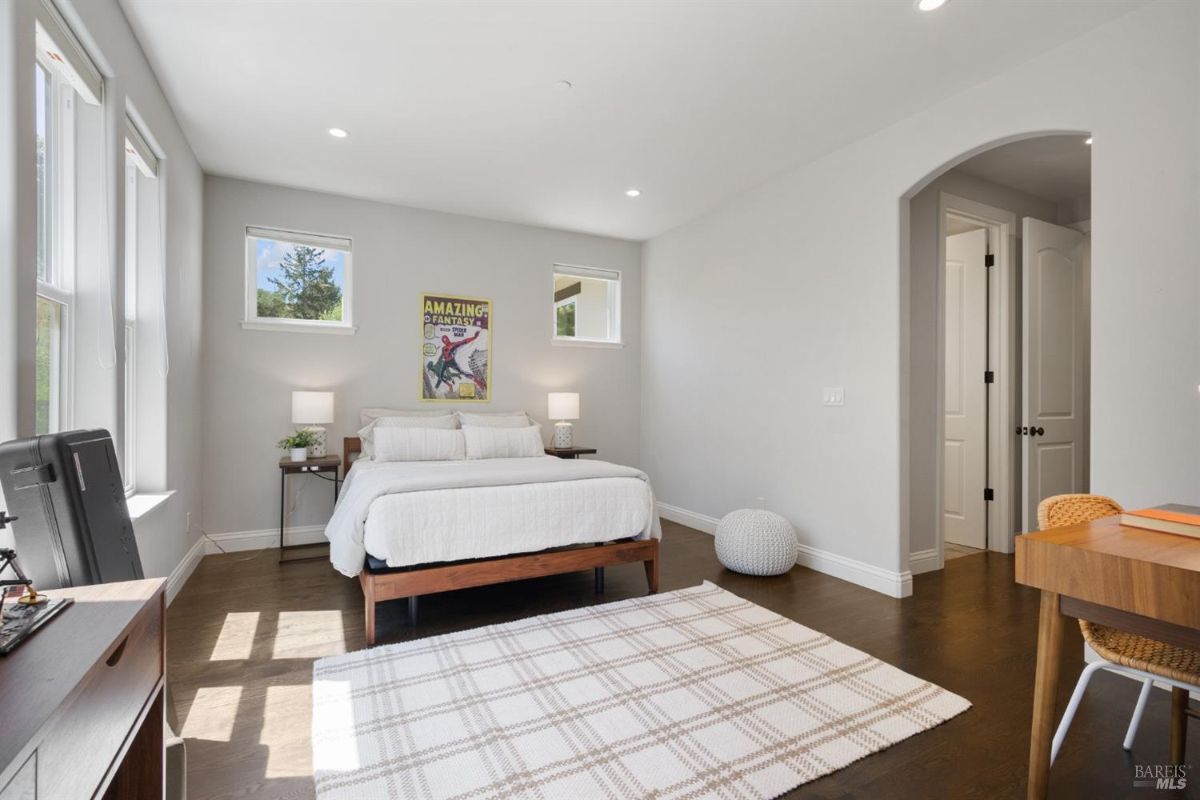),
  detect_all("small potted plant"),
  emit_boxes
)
[278,429,318,462]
